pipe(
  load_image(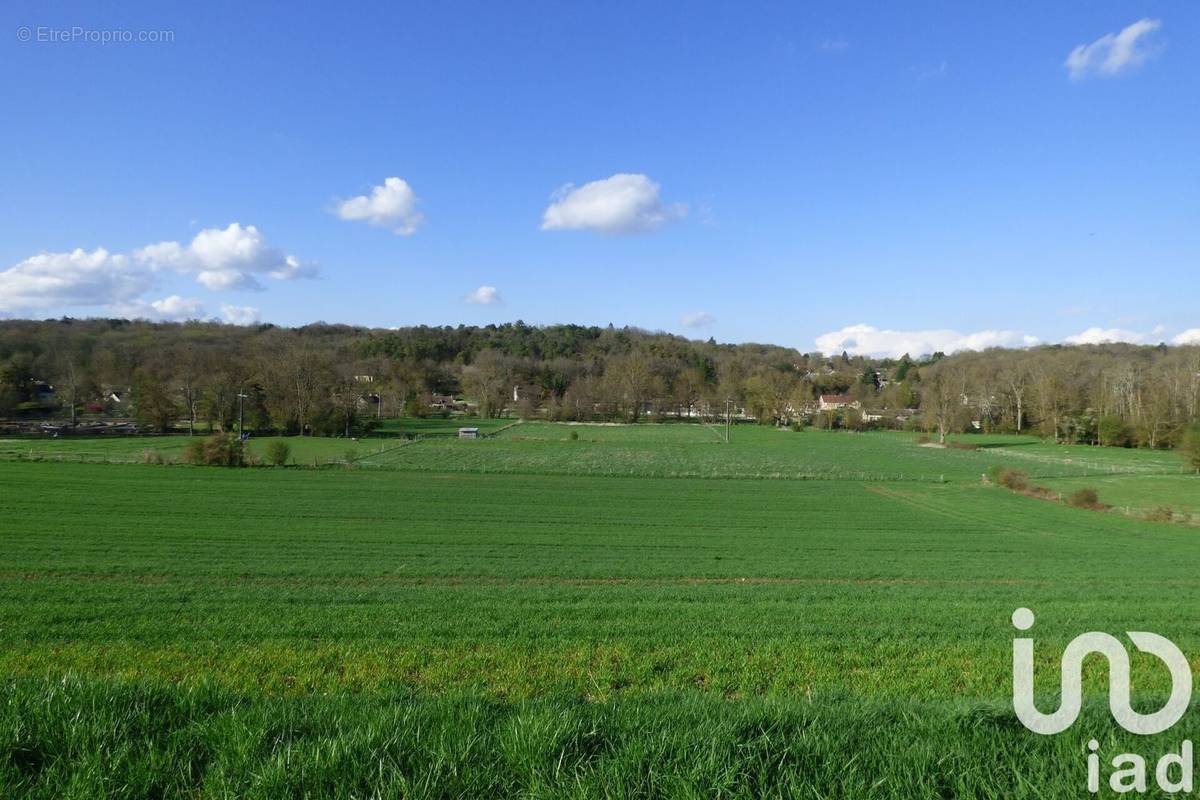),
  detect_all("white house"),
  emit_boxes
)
[818,394,861,412]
